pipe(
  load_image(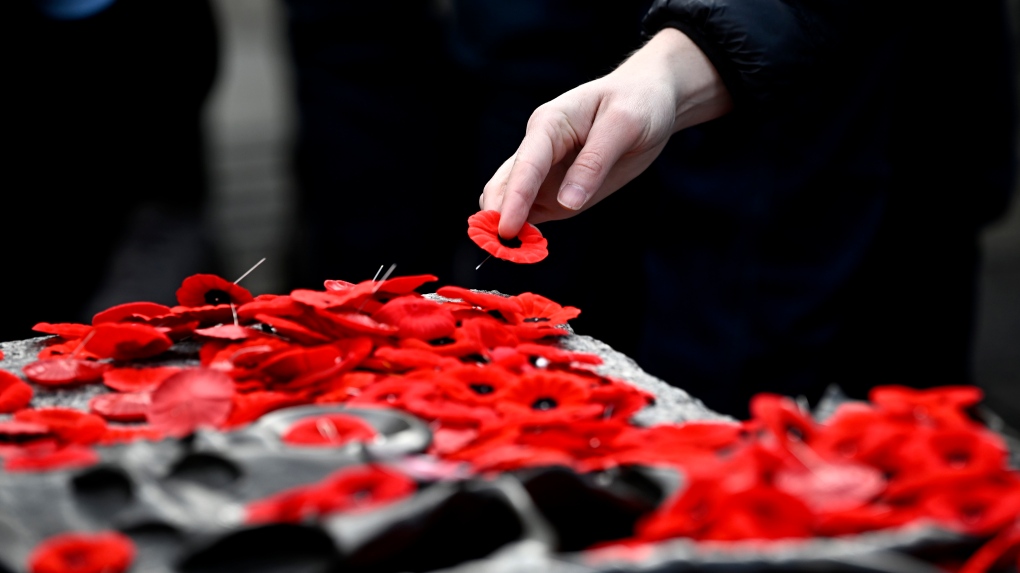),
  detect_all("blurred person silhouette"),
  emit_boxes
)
[3,0,221,342]
[480,1,1018,417]
[281,0,656,359]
